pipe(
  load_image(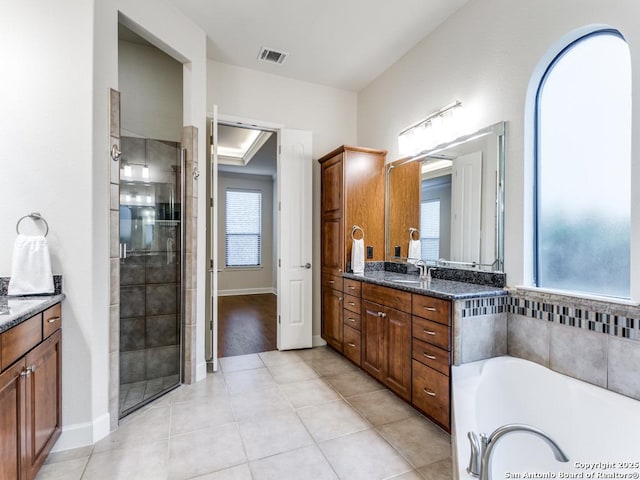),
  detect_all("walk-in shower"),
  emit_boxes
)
[118,136,184,417]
